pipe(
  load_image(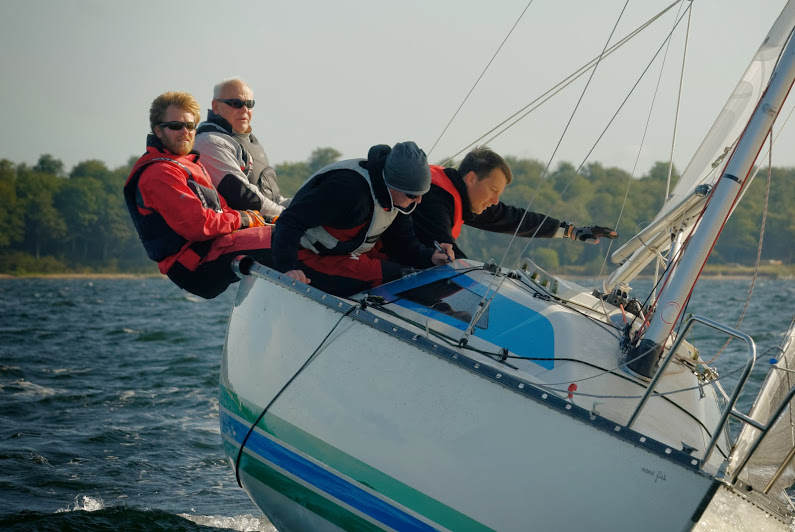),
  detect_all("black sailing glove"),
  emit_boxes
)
[559,222,618,244]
